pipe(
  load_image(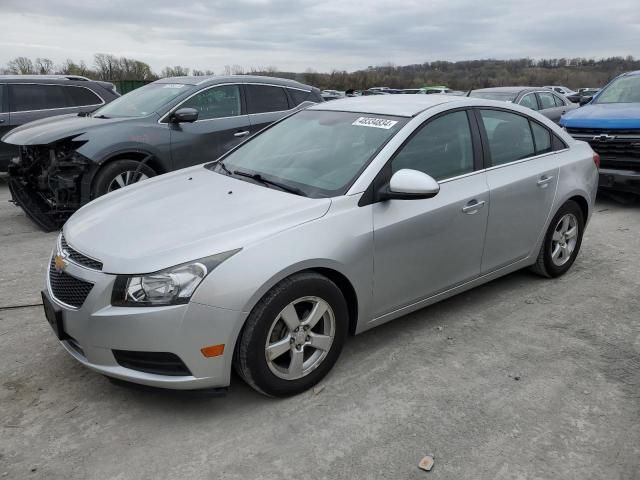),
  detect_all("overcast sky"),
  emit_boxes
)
[1,0,639,73]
